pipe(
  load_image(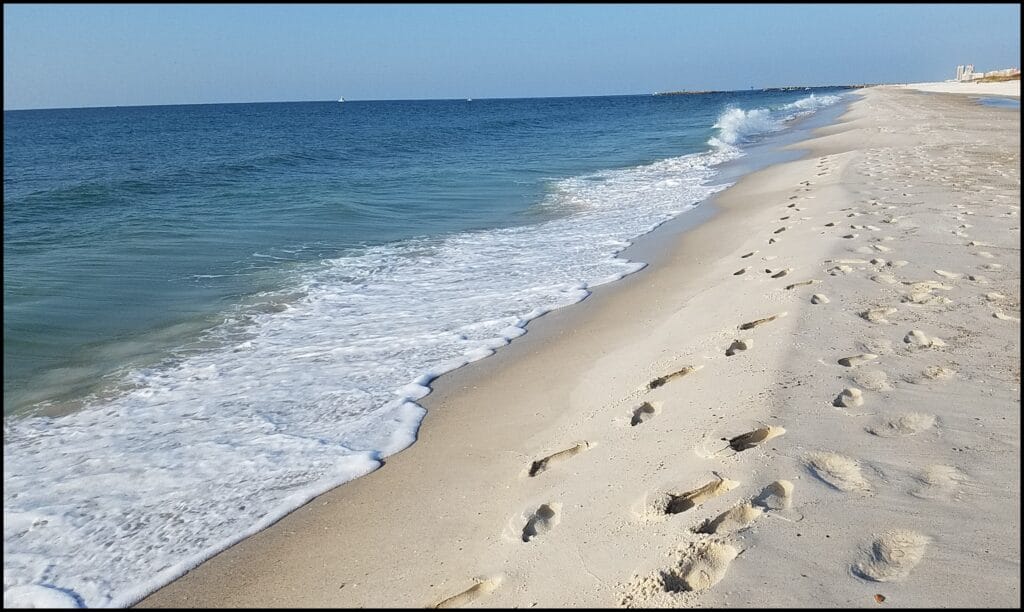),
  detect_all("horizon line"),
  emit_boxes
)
[3,83,873,112]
